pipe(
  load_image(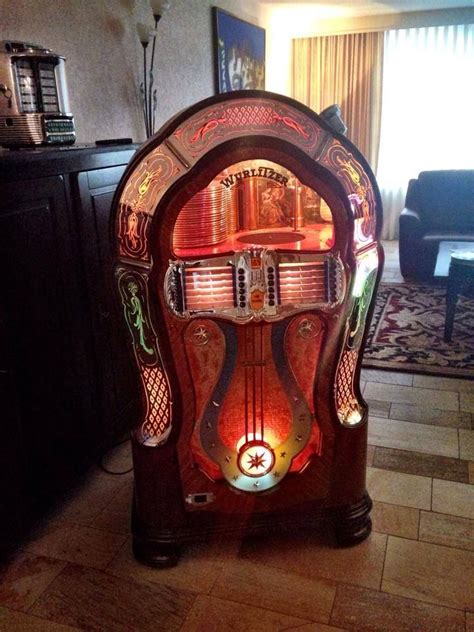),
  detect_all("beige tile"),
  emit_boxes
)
[330,583,465,632]
[432,479,474,519]
[461,392,474,413]
[366,444,375,467]
[0,606,81,631]
[372,447,469,483]
[371,501,419,539]
[52,469,131,527]
[0,553,66,612]
[364,383,459,411]
[367,467,432,510]
[413,374,474,393]
[382,536,474,611]
[180,594,308,632]
[239,531,387,591]
[108,535,240,594]
[366,399,391,418]
[25,522,127,570]
[91,478,133,535]
[389,403,471,429]
[419,511,474,551]
[381,240,398,256]
[30,563,194,632]
[368,417,459,458]
[362,369,413,386]
[459,429,474,460]
[99,439,133,474]
[211,558,336,623]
